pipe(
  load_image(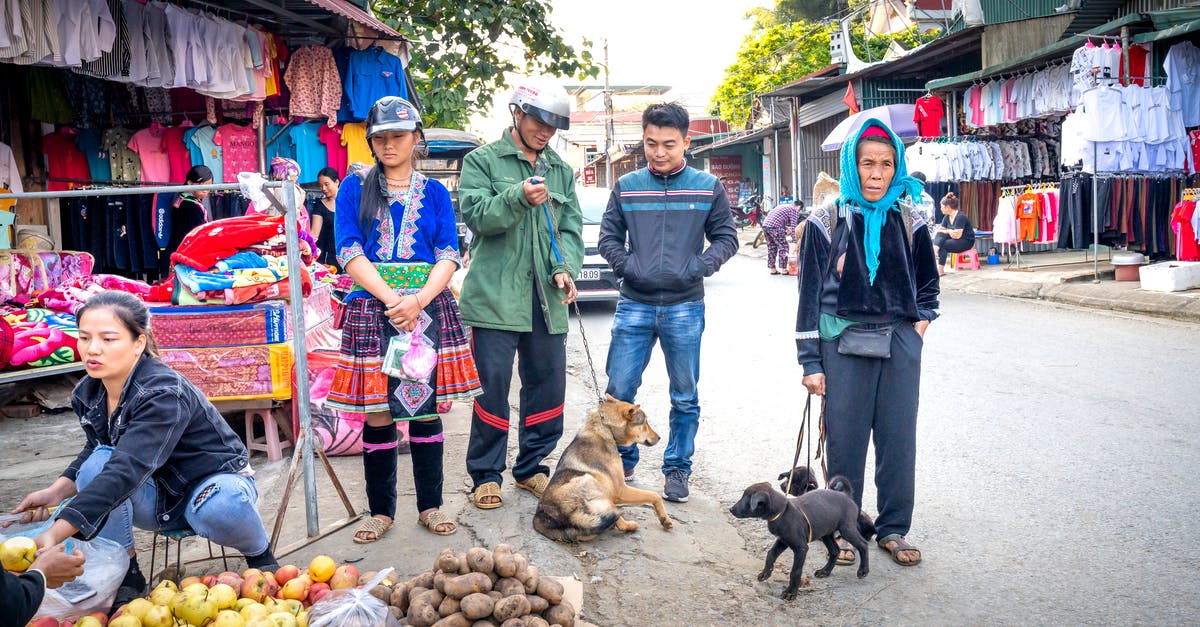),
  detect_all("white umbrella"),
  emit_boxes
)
[821,104,919,152]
